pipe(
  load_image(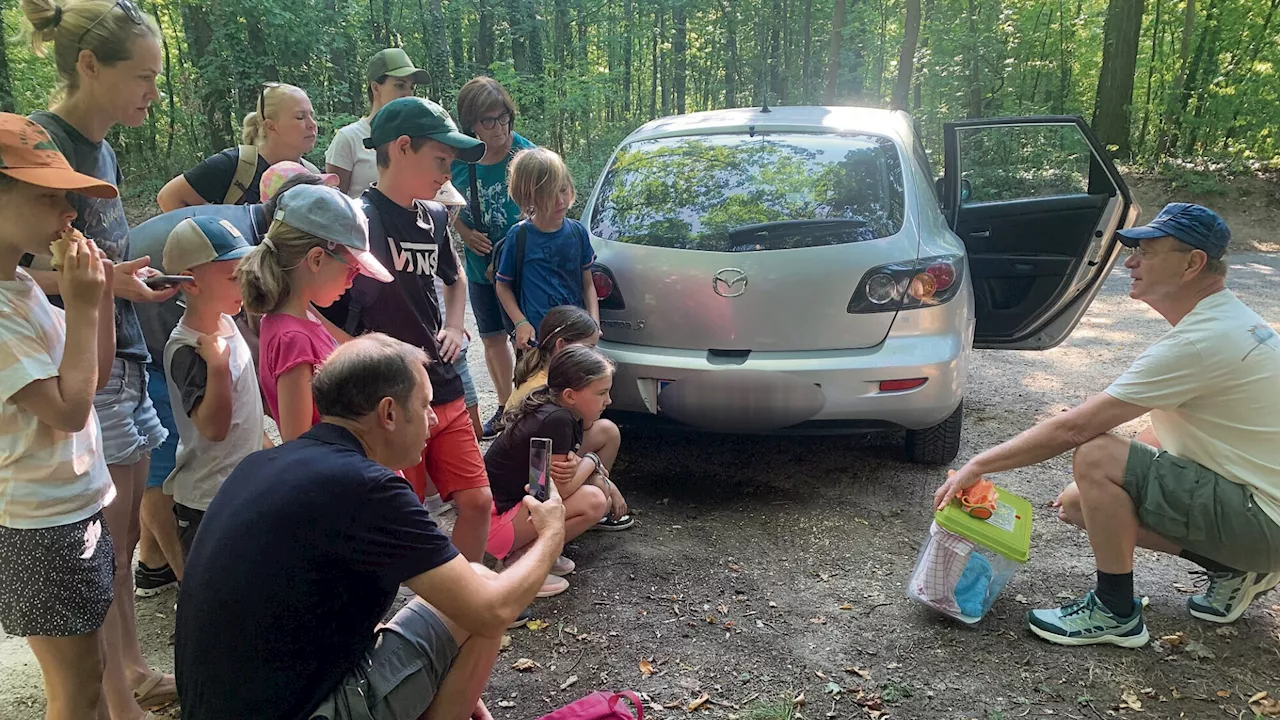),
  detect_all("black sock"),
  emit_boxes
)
[1180,550,1239,574]
[1095,571,1135,616]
